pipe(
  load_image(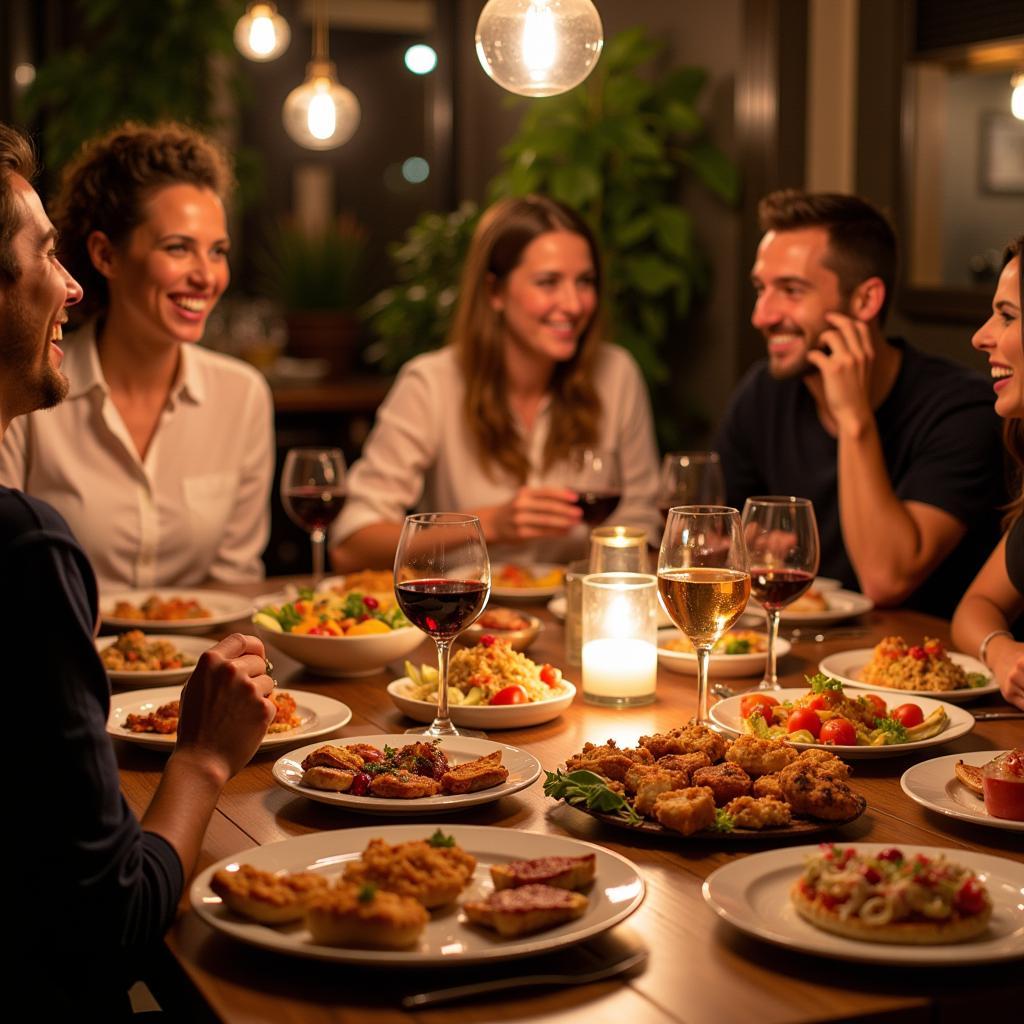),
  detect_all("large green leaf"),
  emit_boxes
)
[550,165,603,209]
[622,254,683,296]
[653,206,695,260]
[679,142,741,204]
